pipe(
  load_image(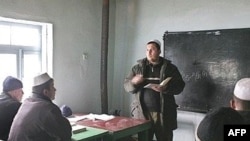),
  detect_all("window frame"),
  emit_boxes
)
[0,16,53,96]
